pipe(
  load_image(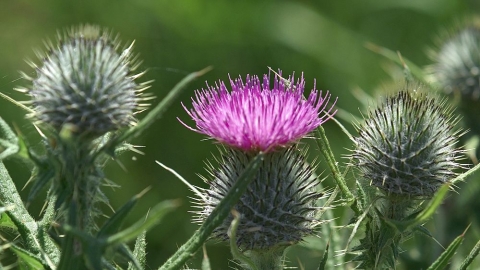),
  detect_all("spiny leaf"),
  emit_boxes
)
[10,245,45,270]
[318,241,329,270]
[98,188,150,238]
[0,117,19,160]
[426,226,468,270]
[128,232,146,270]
